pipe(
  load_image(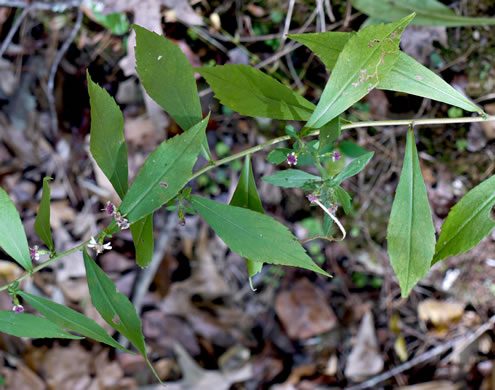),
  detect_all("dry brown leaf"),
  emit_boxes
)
[418,299,464,328]
[1,363,45,390]
[275,278,337,339]
[481,103,495,139]
[345,311,383,381]
[397,381,462,390]
[50,200,76,229]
